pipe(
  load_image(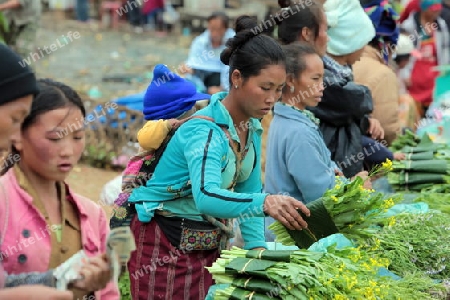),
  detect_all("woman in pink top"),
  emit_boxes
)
[0,45,113,299]
[0,78,119,299]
